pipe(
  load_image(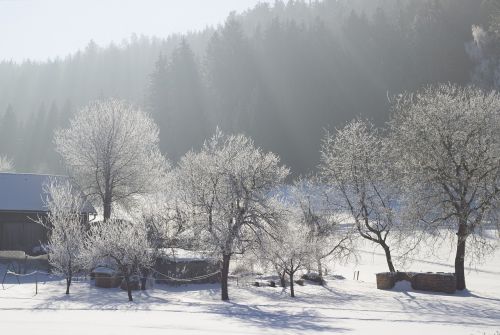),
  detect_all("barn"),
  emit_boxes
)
[0,173,96,253]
